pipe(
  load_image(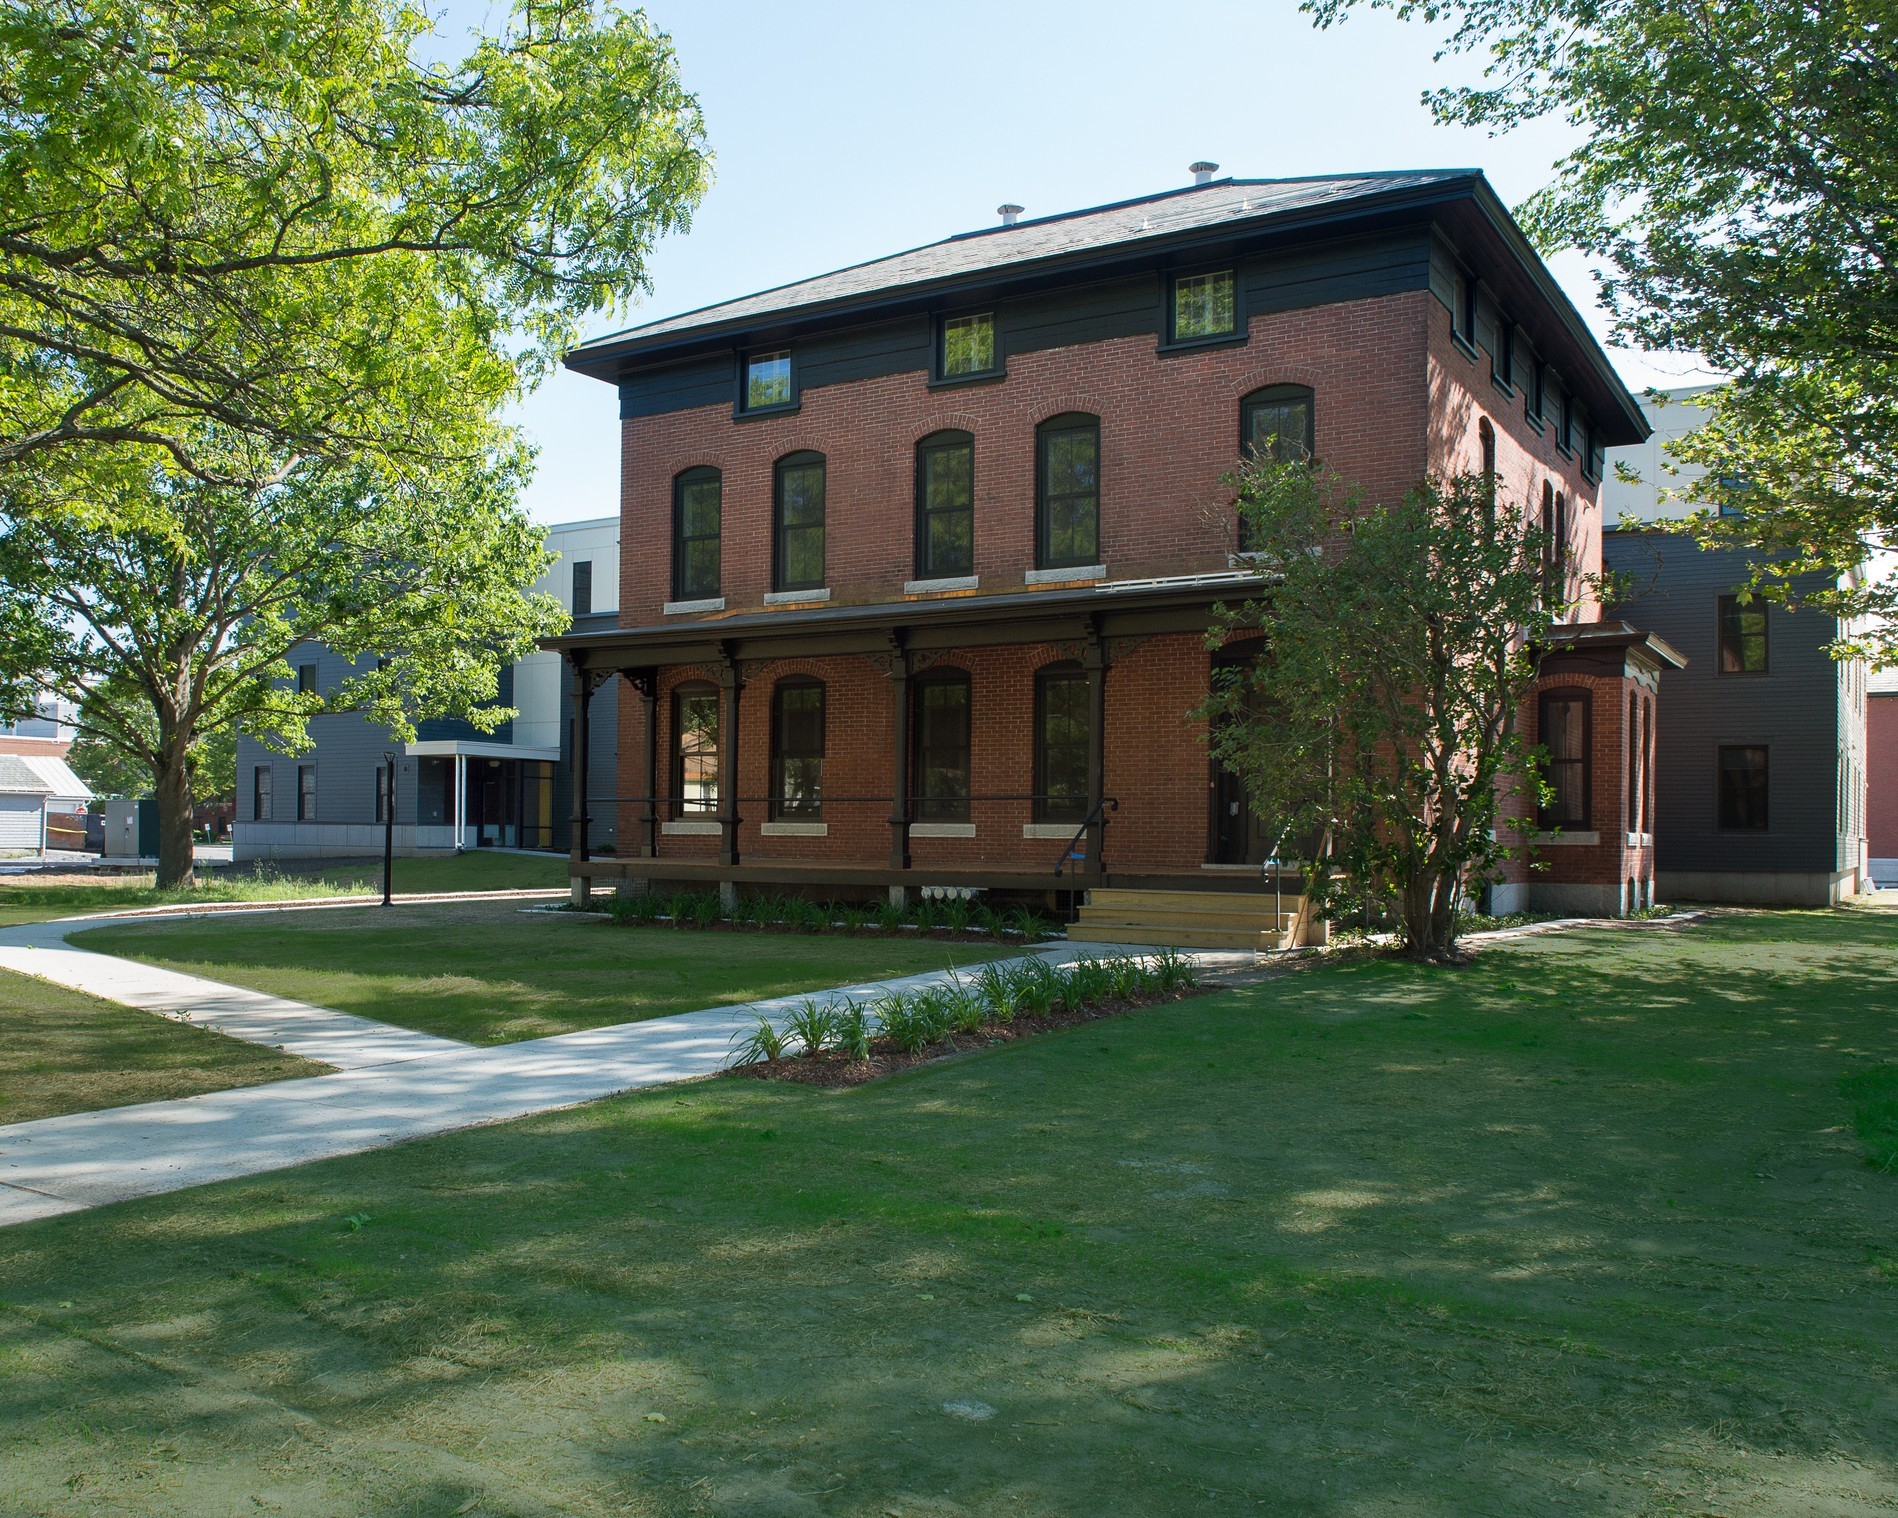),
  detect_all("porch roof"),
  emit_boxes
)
[1538,620,1688,670]
[542,575,1256,672]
